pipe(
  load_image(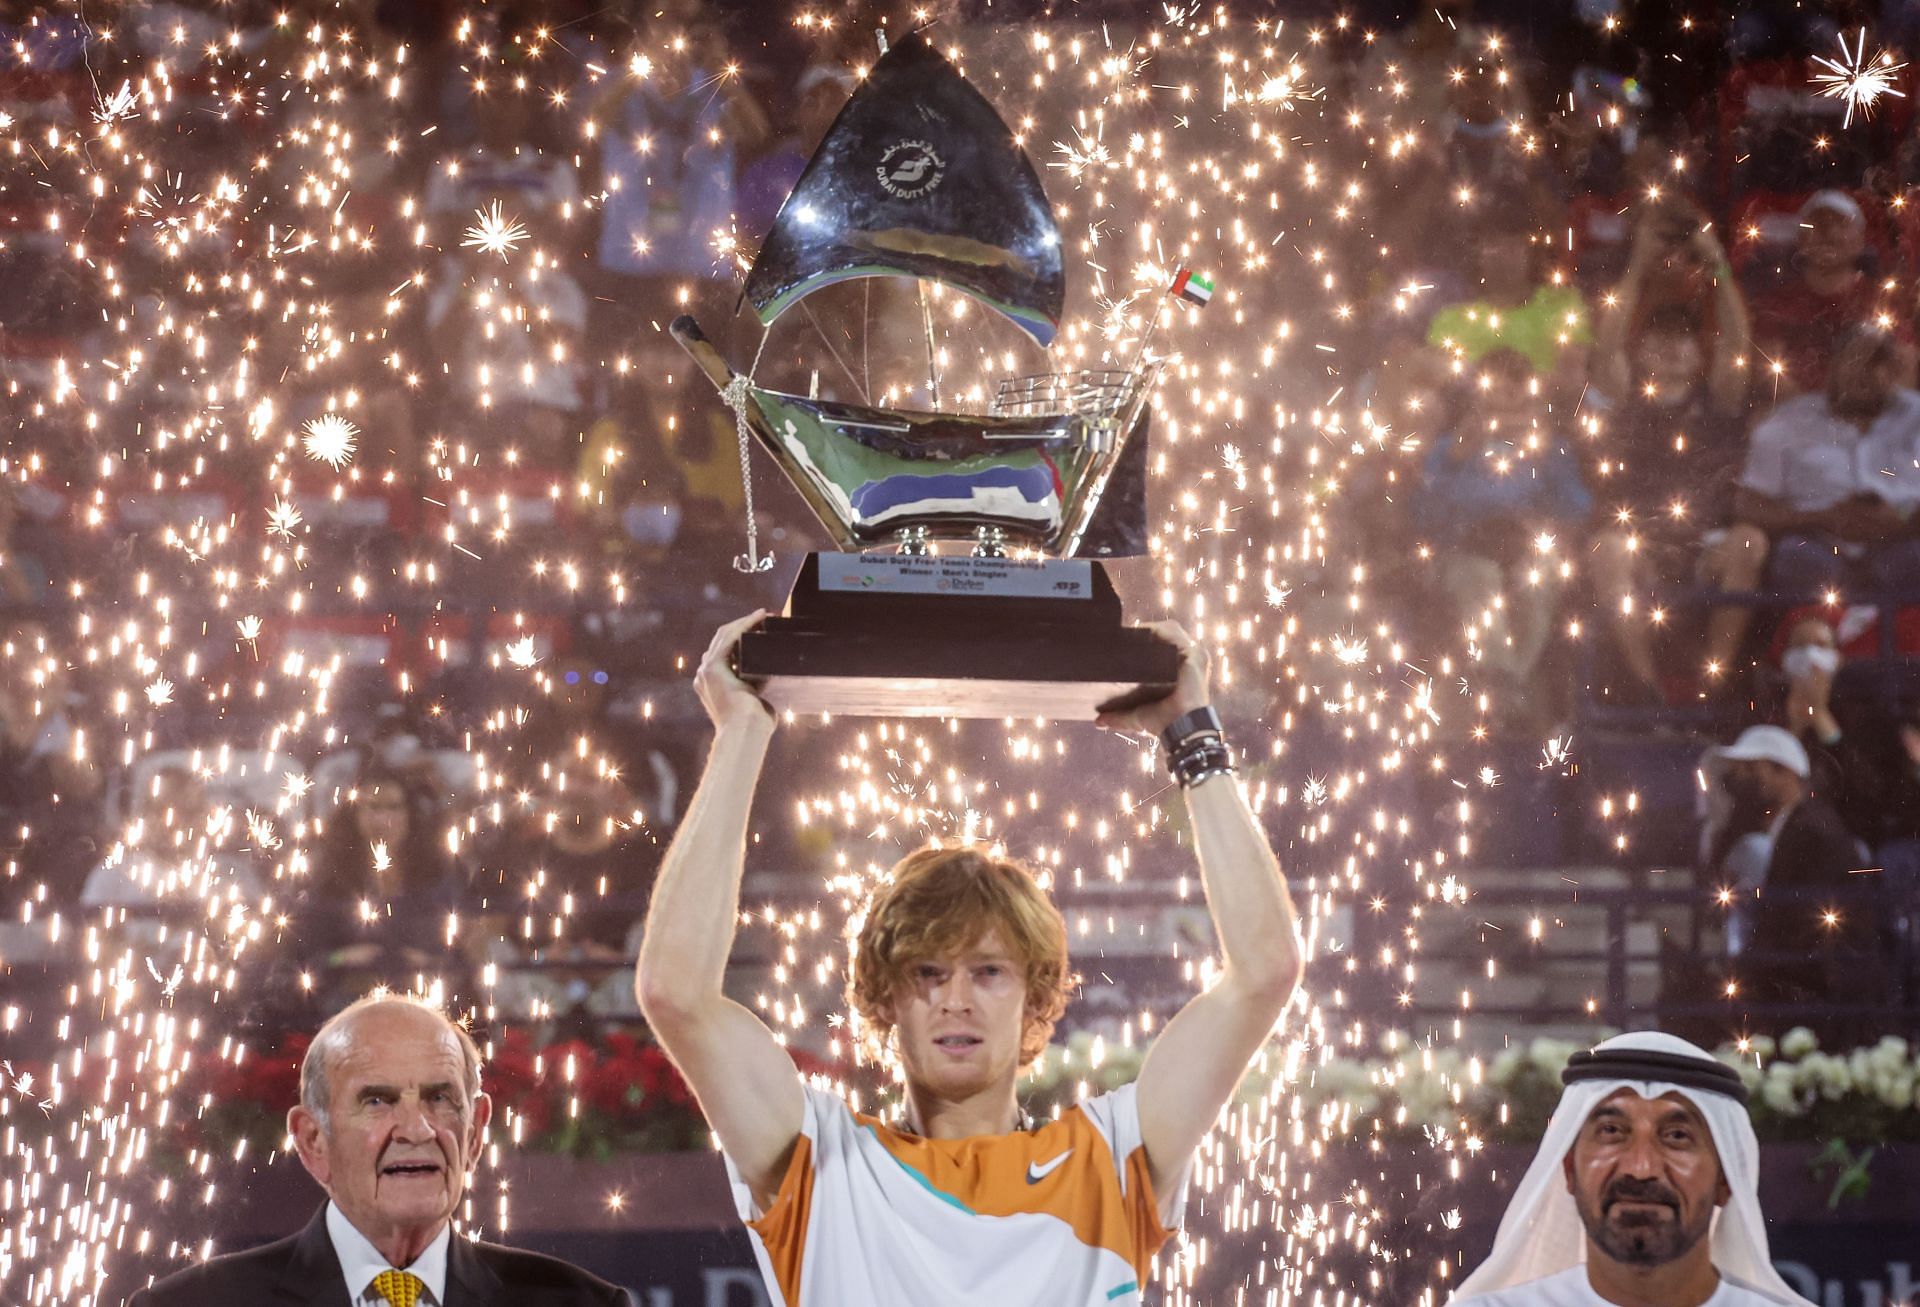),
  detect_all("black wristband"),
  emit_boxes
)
[1171,753,1234,788]
[1160,705,1224,755]
[1168,737,1234,788]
